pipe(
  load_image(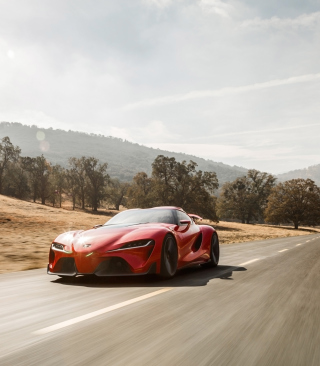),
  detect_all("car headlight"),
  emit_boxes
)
[121,240,154,249]
[51,243,72,253]
[107,240,154,252]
